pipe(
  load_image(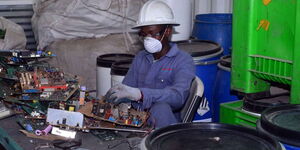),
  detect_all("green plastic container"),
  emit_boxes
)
[220,100,260,129]
[231,0,300,104]
[0,127,23,150]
